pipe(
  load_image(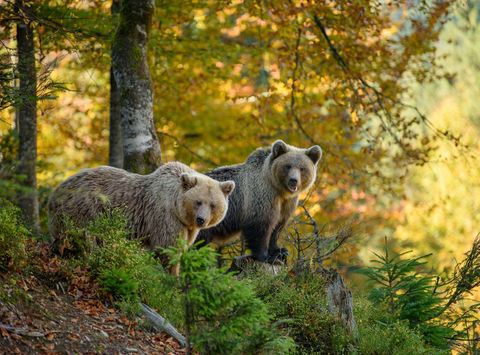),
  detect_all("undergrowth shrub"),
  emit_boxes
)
[249,268,444,355]
[250,270,353,354]
[65,211,183,322]
[99,268,139,301]
[358,241,458,350]
[66,212,293,354]
[354,296,445,355]
[0,199,29,271]
[60,212,448,354]
[164,242,296,354]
